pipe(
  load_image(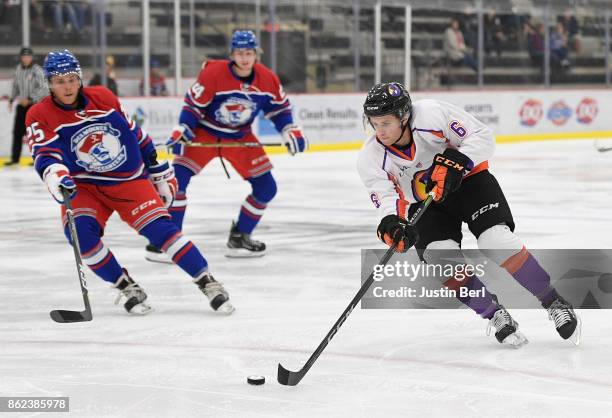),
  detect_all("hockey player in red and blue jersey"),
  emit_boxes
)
[26,50,234,315]
[145,30,308,261]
